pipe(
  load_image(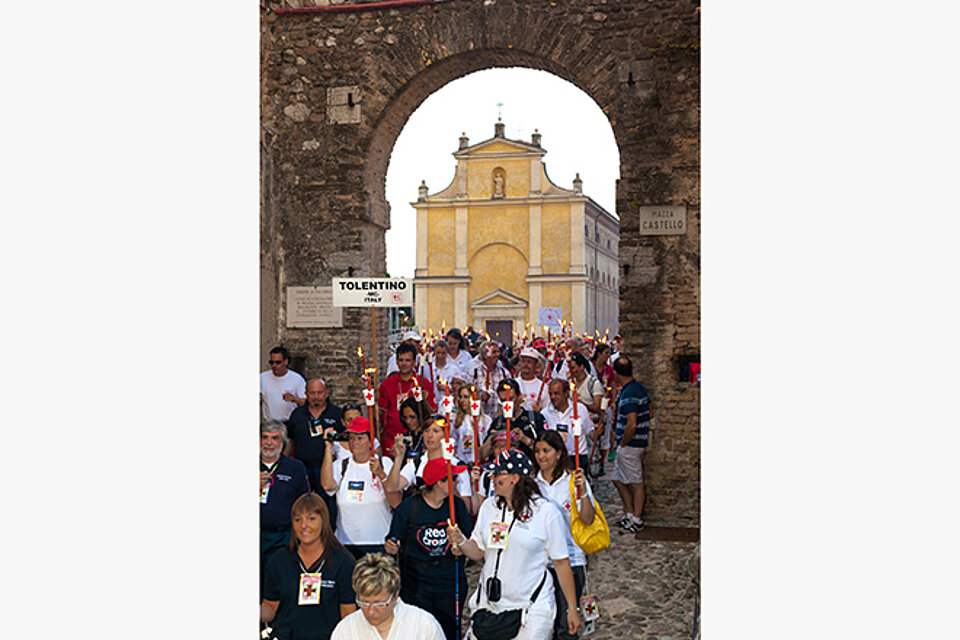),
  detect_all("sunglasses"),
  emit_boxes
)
[269,360,284,365]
